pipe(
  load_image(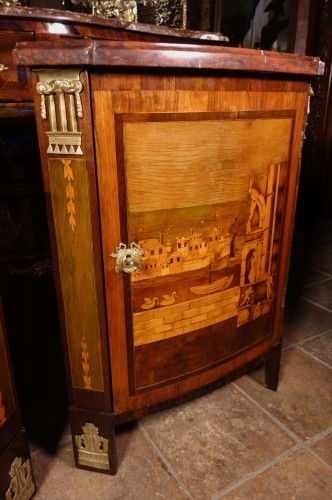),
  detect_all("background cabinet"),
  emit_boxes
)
[0,298,36,499]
